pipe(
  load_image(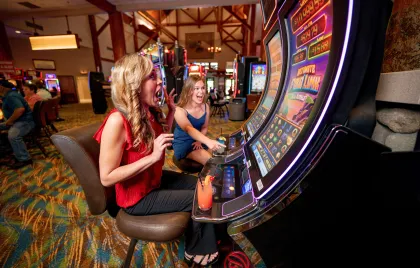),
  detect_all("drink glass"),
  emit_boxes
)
[197,179,213,211]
